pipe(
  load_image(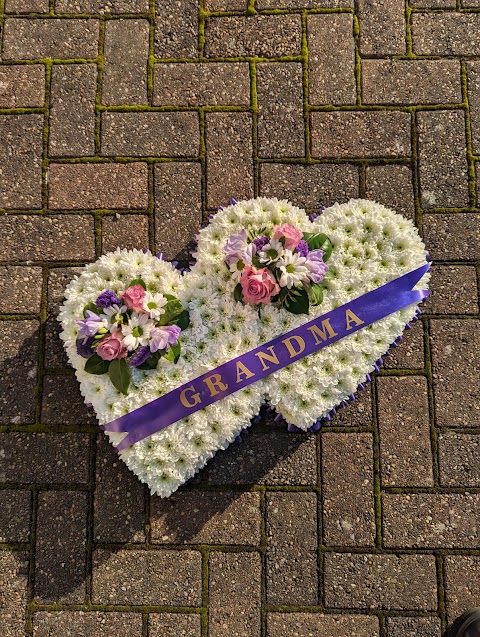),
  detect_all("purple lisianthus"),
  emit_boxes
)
[305,249,328,283]
[129,345,151,367]
[295,239,309,258]
[76,310,106,343]
[150,325,181,353]
[253,235,269,251]
[224,229,249,265]
[76,337,95,357]
[96,289,122,309]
